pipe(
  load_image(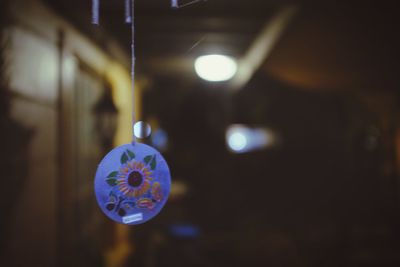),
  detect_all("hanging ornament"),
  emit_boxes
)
[92,0,205,225]
[91,0,174,225]
[94,143,171,224]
